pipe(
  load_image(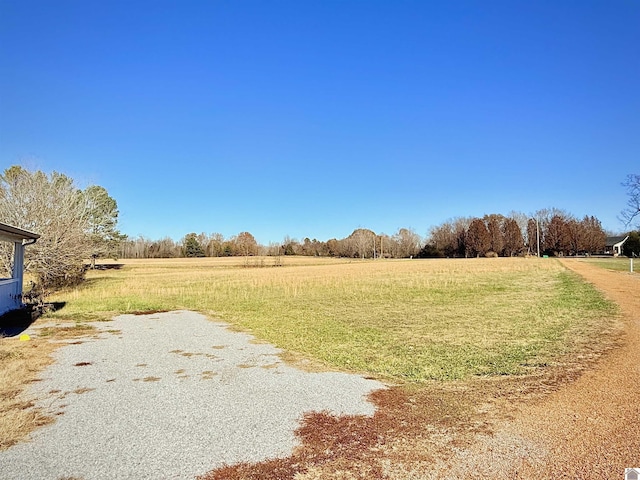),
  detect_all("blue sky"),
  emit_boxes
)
[1,0,638,244]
